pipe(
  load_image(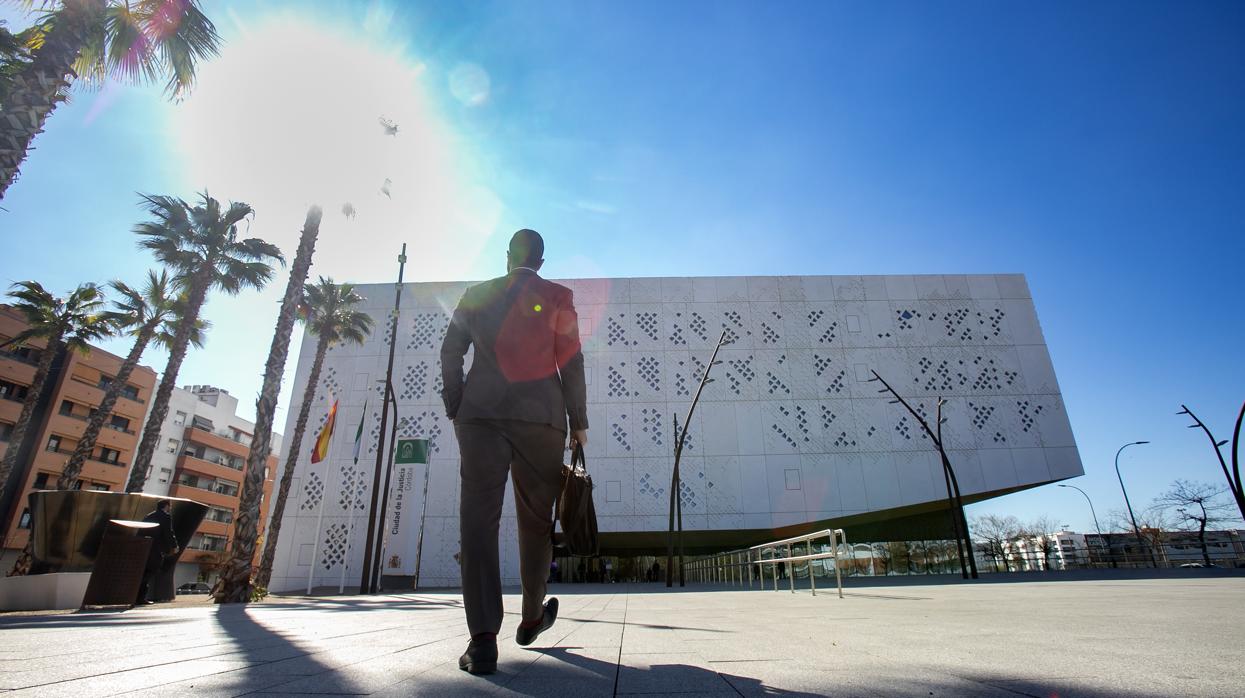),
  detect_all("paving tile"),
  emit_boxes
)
[614,651,735,694]
[2,579,1243,697]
